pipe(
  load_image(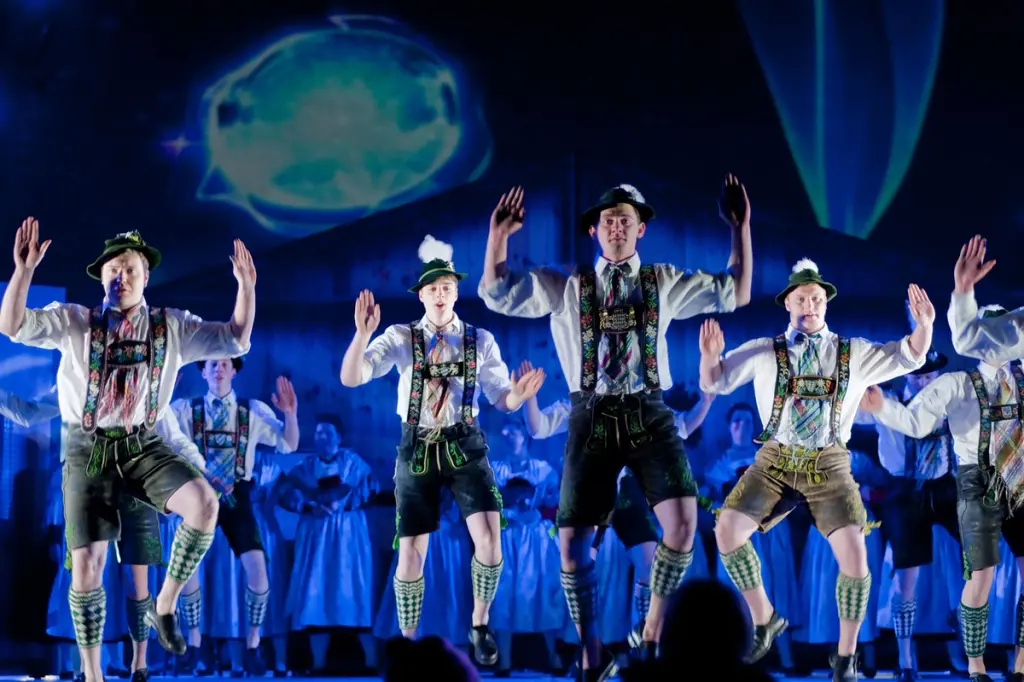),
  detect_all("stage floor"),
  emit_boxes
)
[0,673,990,681]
